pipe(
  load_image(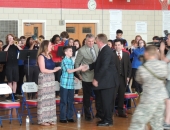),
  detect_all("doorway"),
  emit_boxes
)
[23,23,43,38]
[66,23,96,45]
